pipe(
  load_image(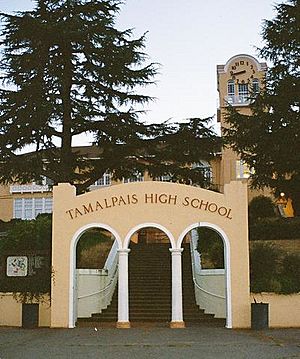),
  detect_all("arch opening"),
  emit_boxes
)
[179,222,231,328]
[69,224,121,328]
[128,225,173,325]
